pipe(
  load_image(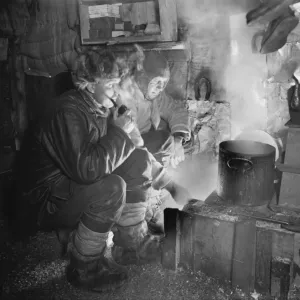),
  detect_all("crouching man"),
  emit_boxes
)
[15,49,193,293]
